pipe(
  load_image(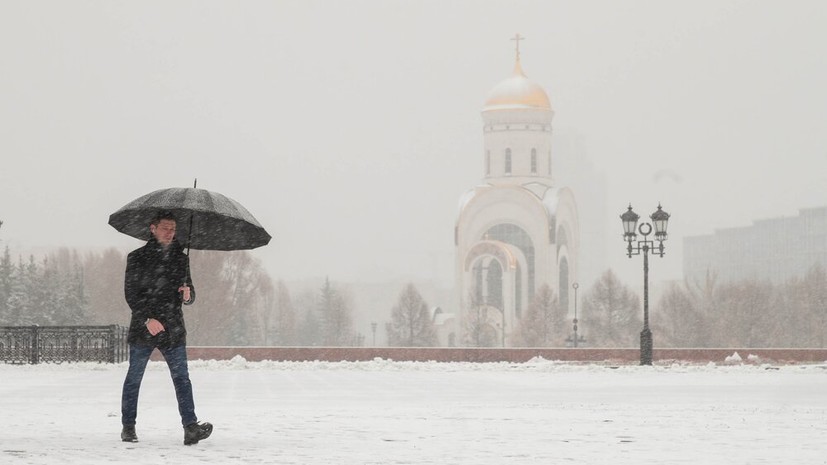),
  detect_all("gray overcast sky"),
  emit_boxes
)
[1,1,825,287]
